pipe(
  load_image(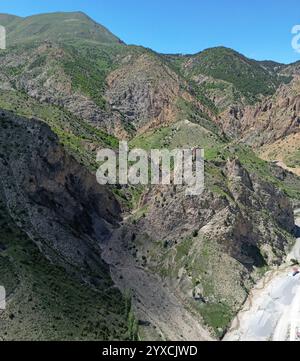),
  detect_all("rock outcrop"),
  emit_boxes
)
[0,109,121,281]
[117,156,296,337]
